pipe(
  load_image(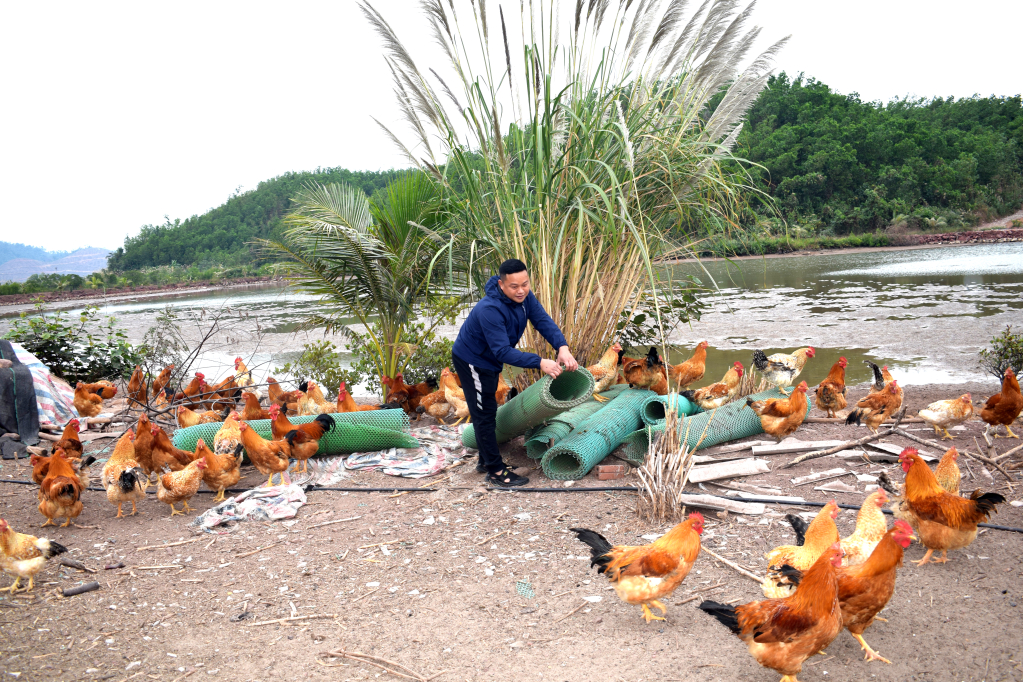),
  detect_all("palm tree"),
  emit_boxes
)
[360,0,786,365]
[260,173,460,392]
